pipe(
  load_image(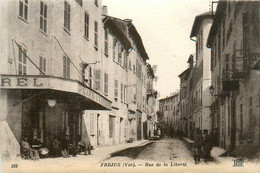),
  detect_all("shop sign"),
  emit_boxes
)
[78,85,112,110]
[0,76,47,89]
